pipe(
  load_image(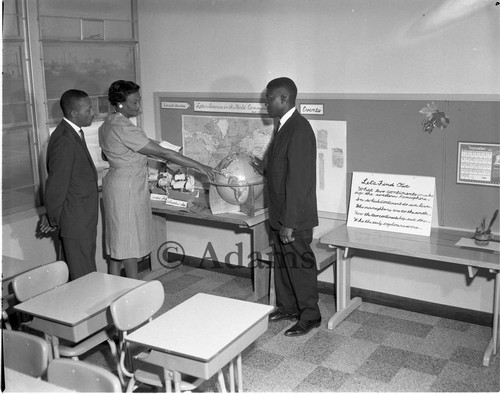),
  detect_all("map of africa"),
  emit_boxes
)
[182,115,274,167]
